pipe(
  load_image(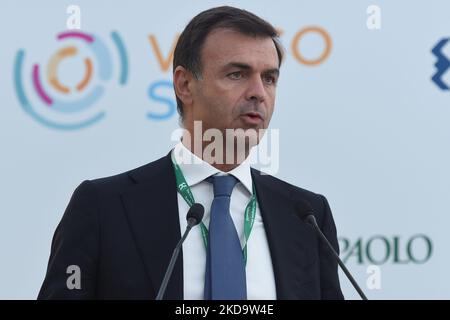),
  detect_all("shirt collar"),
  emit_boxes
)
[172,141,253,195]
